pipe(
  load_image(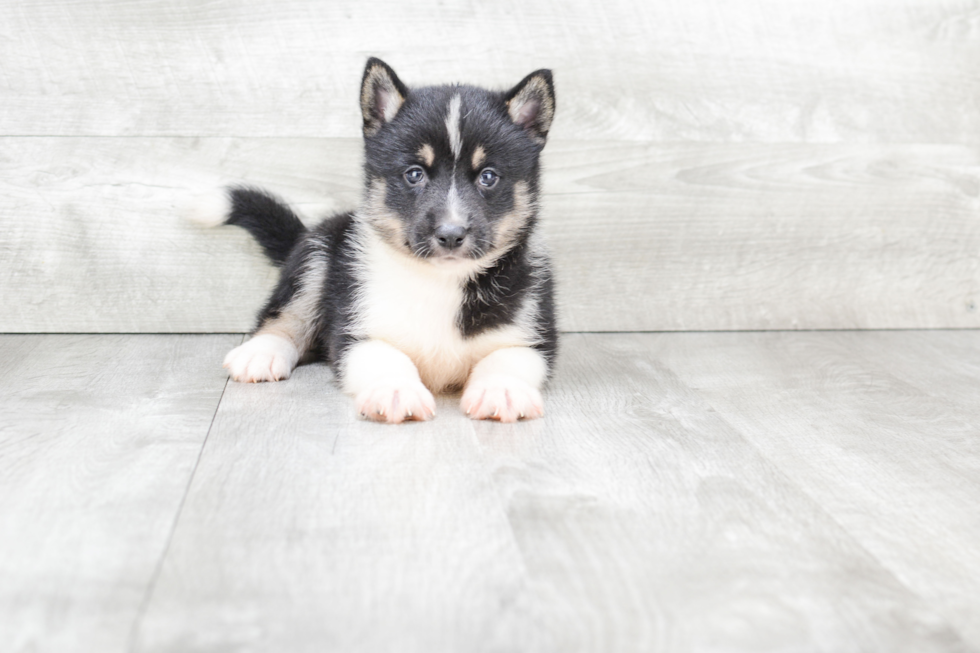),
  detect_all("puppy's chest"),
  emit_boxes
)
[358,264,465,351]
[353,250,525,390]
